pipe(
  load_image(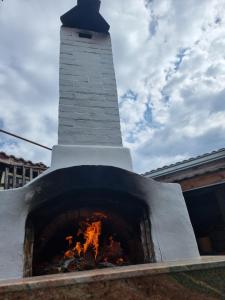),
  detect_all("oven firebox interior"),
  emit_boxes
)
[24,191,155,277]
